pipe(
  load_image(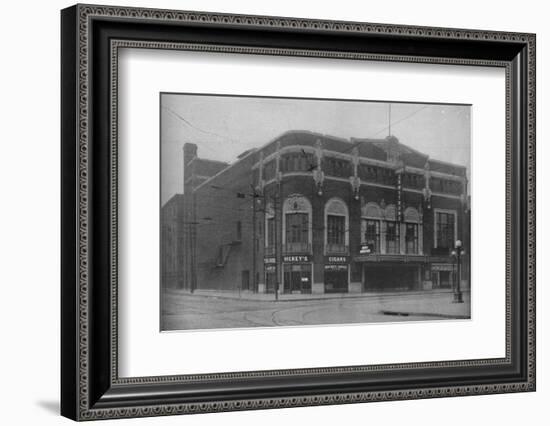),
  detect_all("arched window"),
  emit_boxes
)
[361,202,383,253]
[282,195,312,254]
[361,202,383,219]
[324,198,349,254]
[404,207,421,254]
[404,207,421,223]
[384,204,399,254]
